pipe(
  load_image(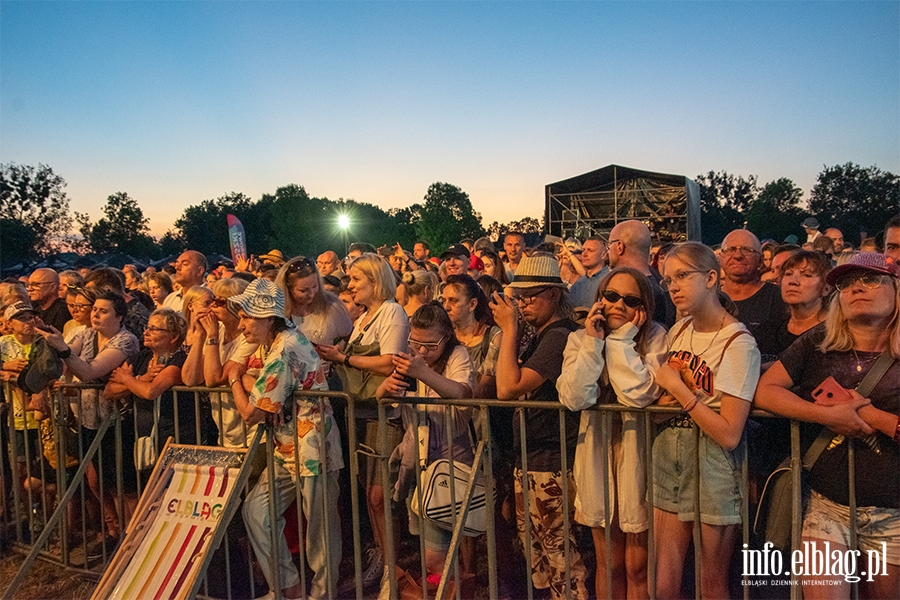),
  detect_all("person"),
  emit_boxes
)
[163,251,207,313]
[58,270,83,299]
[316,250,344,279]
[347,242,378,262]
[440,245,470,280]
[63,286,95,343]
[276,256,353,374]
[399,269,438,318]
[771,250,833,355]
[36,290,140,549]
[824,228,845,253]
[28,268,70,331]
[85,268,150,343]
[884,216,900,264]
[413,241,431,262]
[106,309,193,476]
[146,271,174,309]
[489,253,589,600]
[181,278,260,448]
[442,275,498,388]
[337,284,365,323]
[567,236,609,310]
[803,217,822,244]
[503,232,526,277]
[376,303,475,583]
[653,242,760,599]
[259,249,286,268]
[557,267,667,600]
[225,278,342,600]
[755,252,900,599]
[720,229,789,360]
[761,243,800,283]
[480,250,510,286]
[182,285,215,345]
[607,220,677,326]
[315,253,410,589]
